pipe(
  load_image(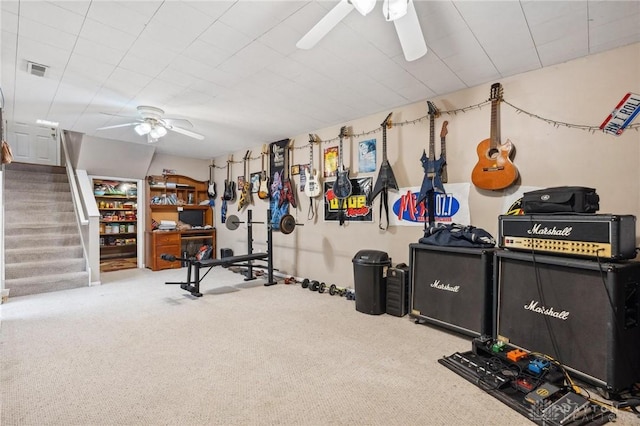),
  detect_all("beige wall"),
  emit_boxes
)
[191,43,638,286]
